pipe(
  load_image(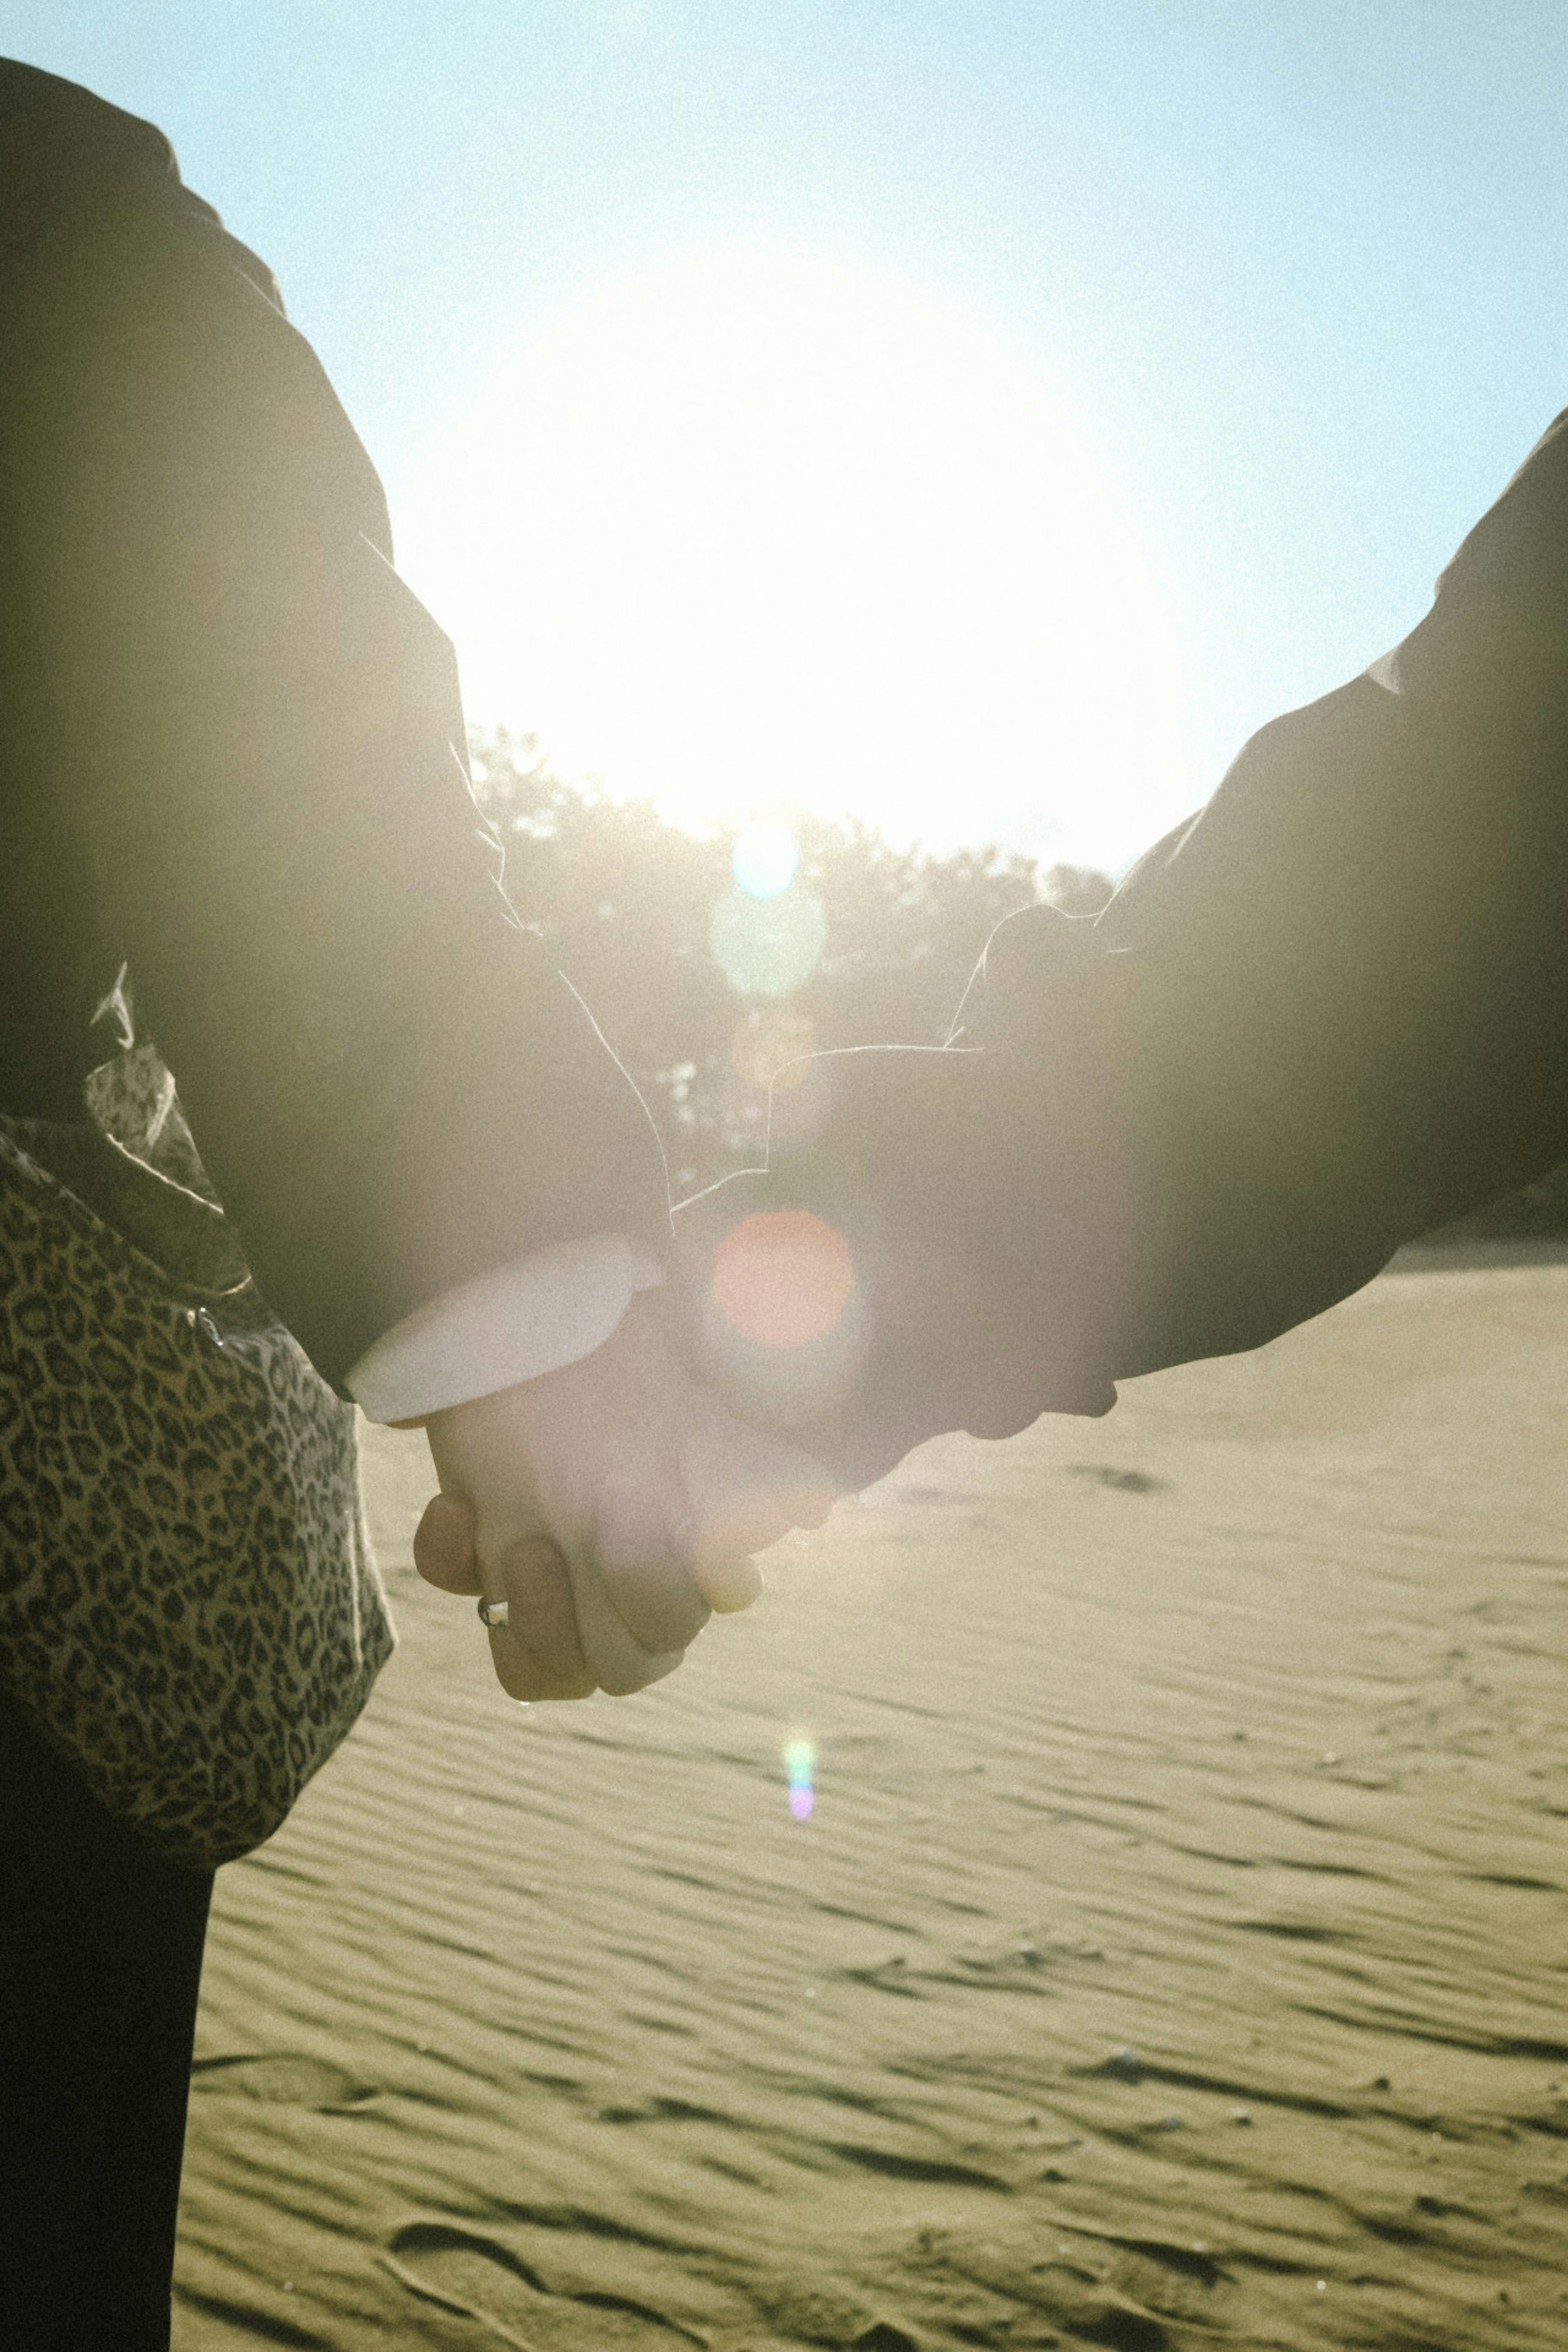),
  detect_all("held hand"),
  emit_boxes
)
[411,1287,835,1700]
[675,1022,1127,1492]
